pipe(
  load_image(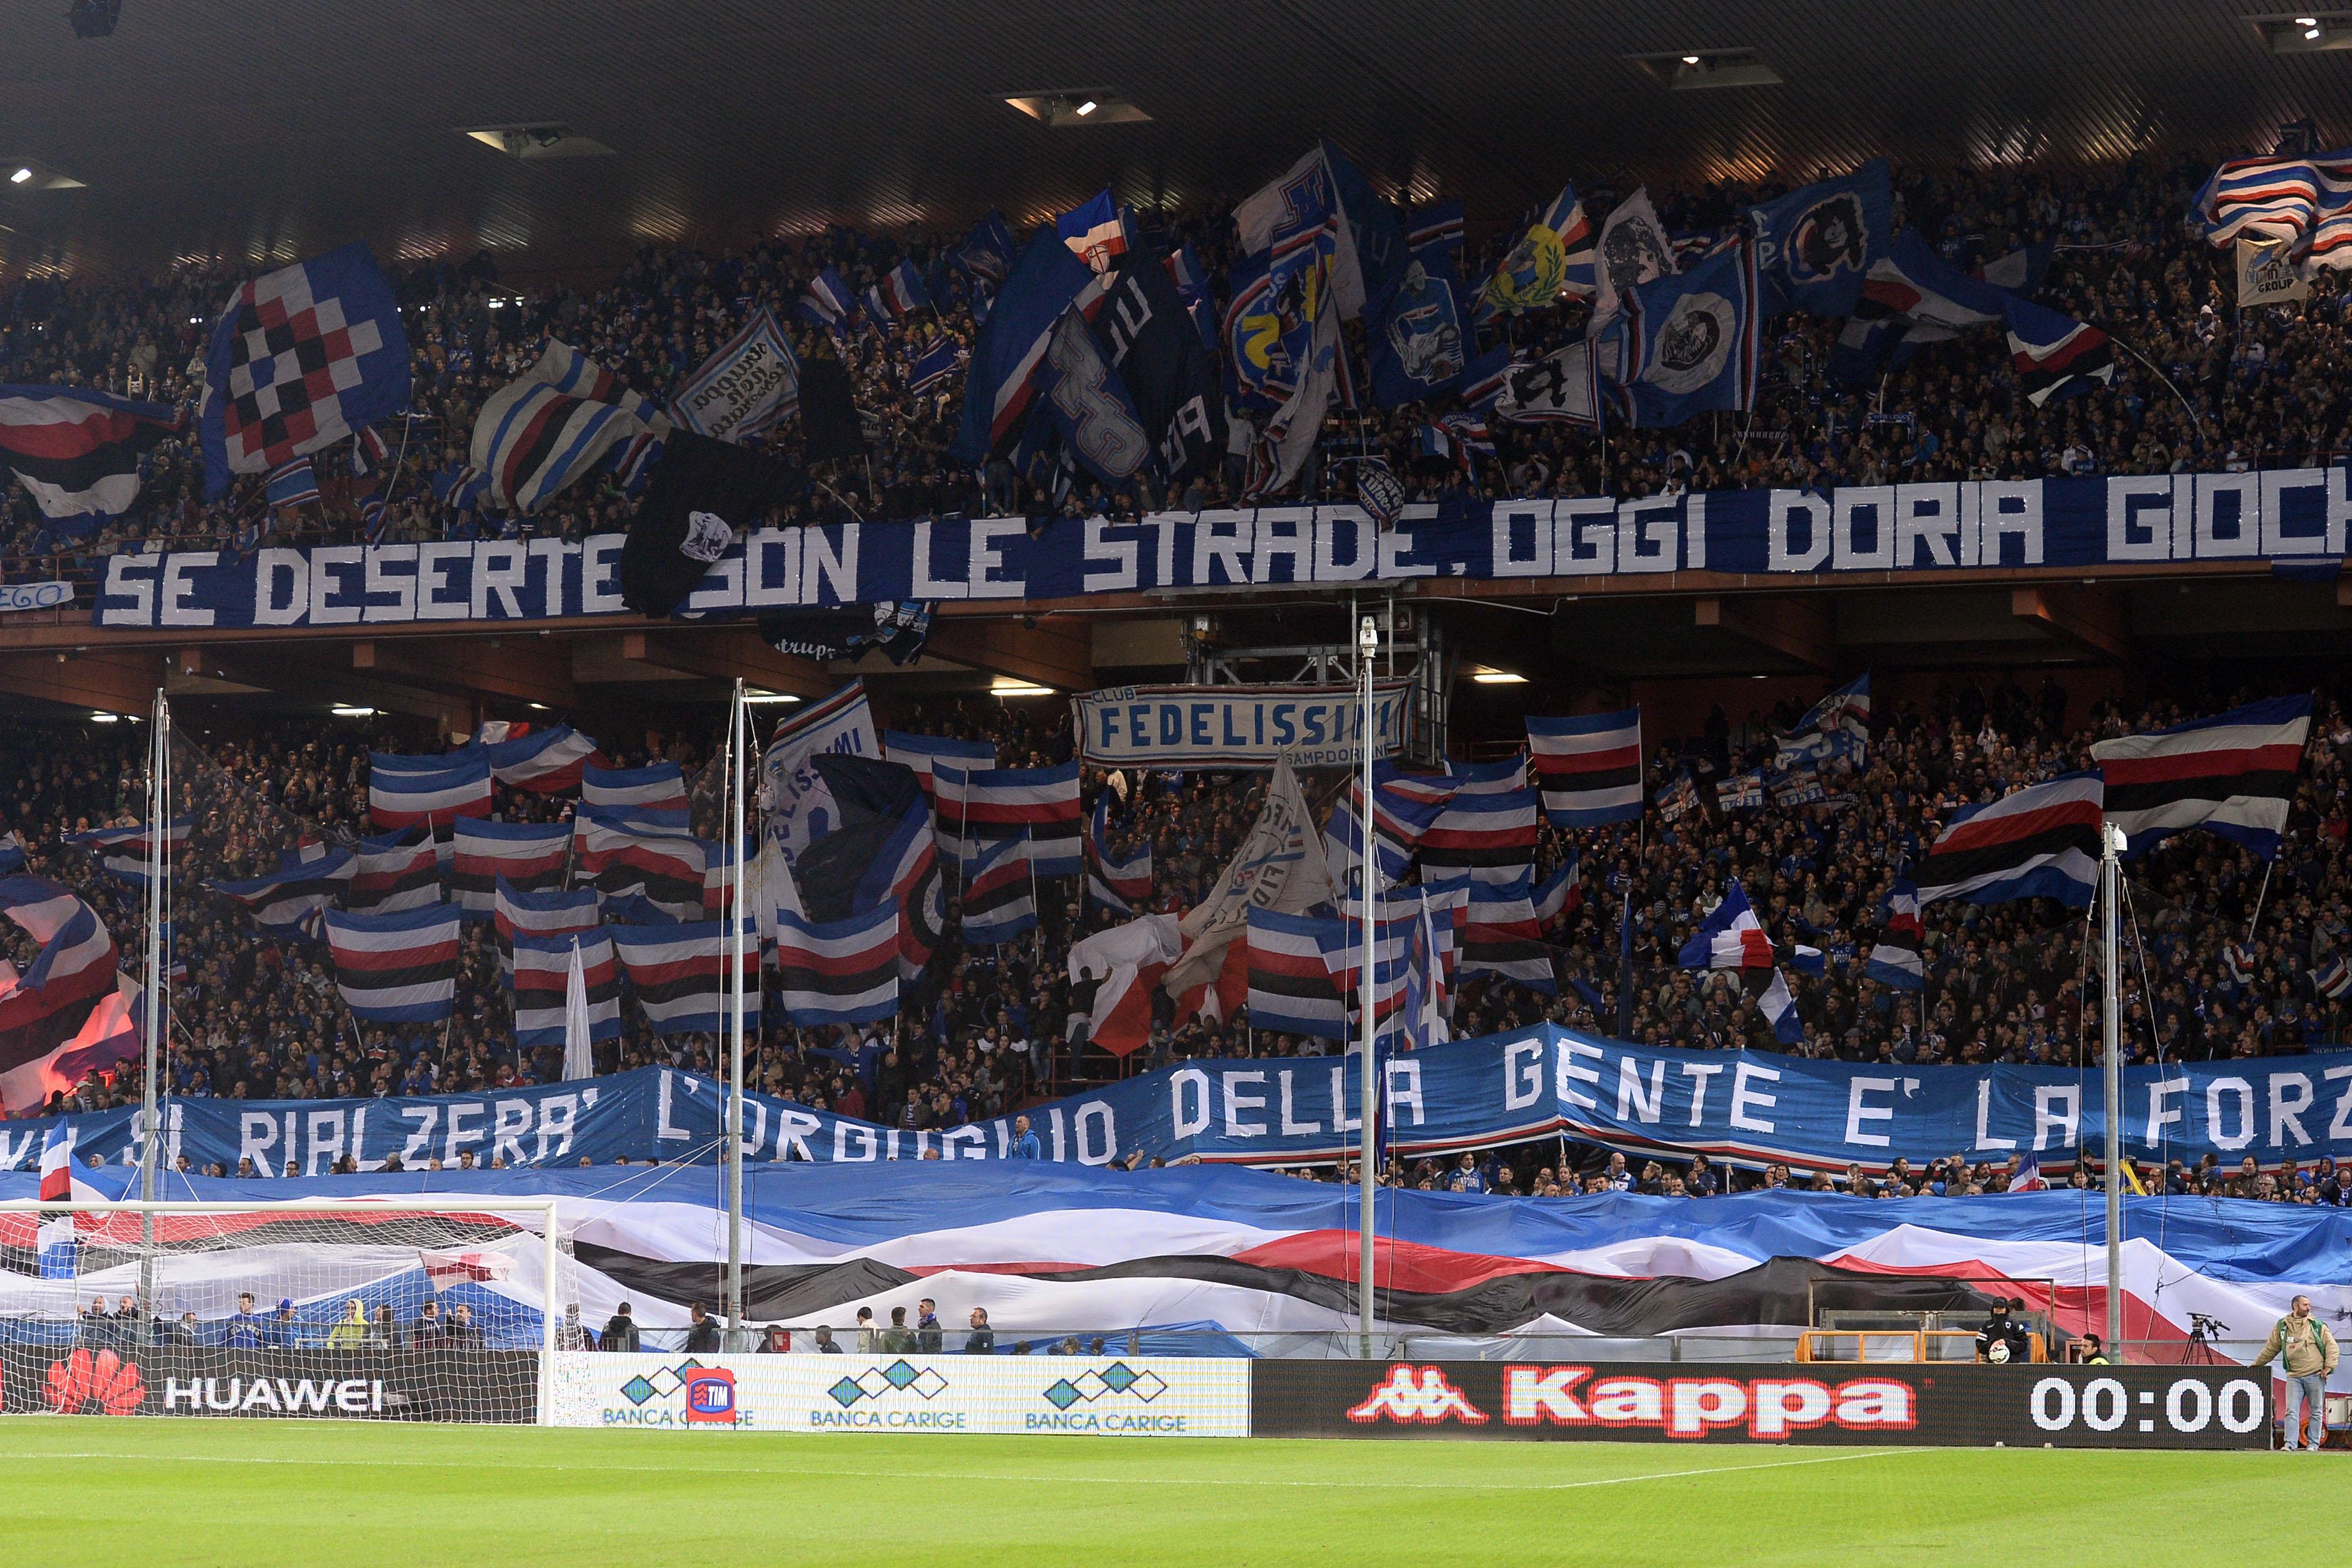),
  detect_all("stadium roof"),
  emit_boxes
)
[2,1,2350,276]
